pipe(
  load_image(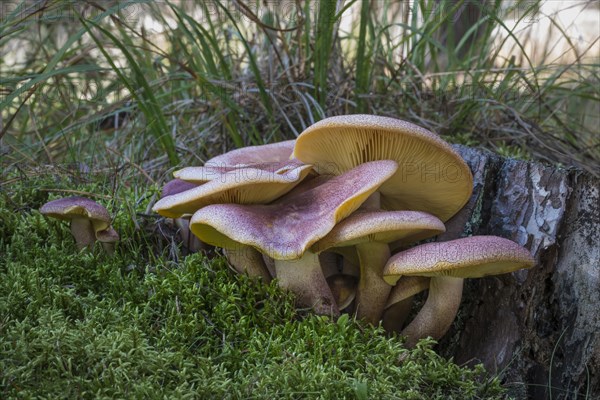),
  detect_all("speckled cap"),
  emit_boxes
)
[161,179,198,198]
[153,163,313,218]
[174,159,306,184]
[189,160,399,260]
[40,196,112,232]
[383,235,535,285]
[207,140,295,166]
[292,114,473,221]
[312,210,445,252]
